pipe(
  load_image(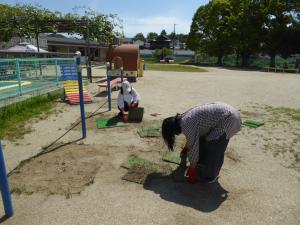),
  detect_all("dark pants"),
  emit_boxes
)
[198,133,229,180]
